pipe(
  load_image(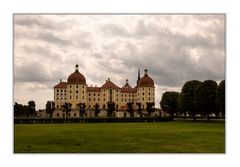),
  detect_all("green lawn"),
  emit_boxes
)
[14,121,225,153]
